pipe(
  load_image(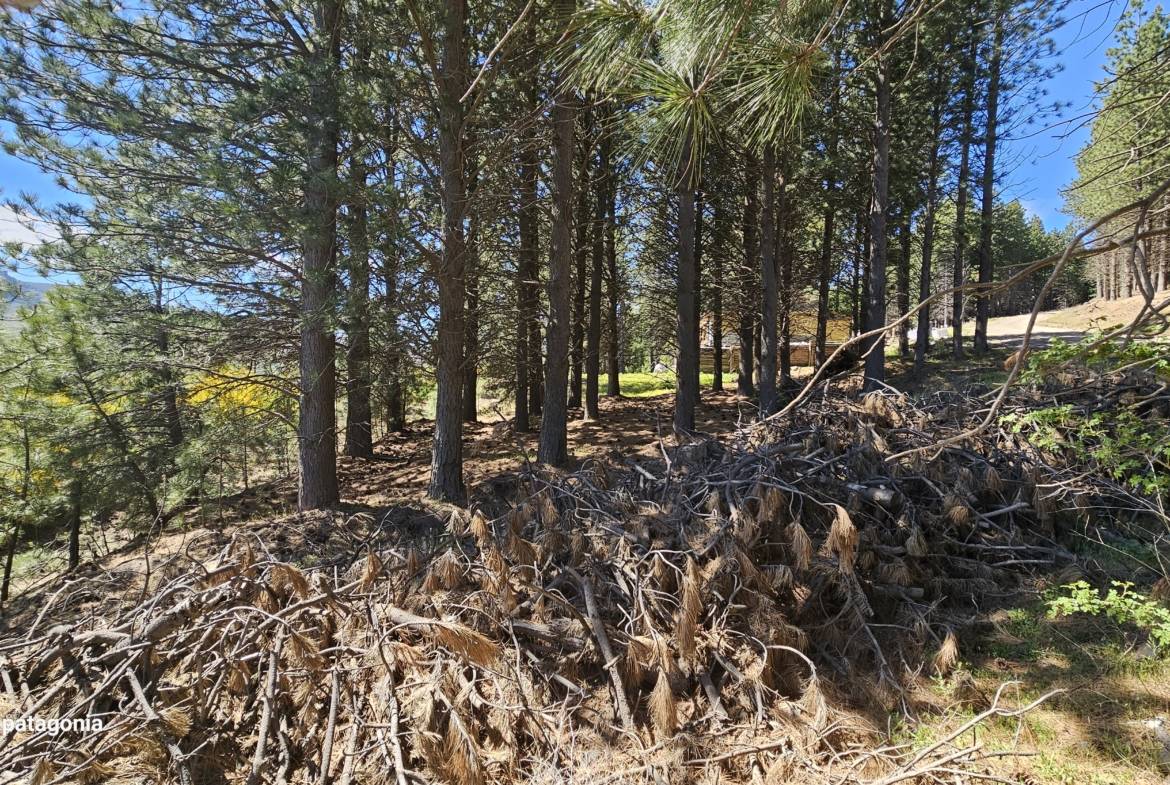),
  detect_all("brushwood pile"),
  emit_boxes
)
[0,379,1159,785]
